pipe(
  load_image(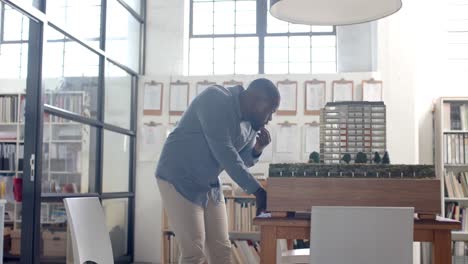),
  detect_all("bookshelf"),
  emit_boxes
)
[0,91,89,258]
[160,195,260,264]
[435,97,468,254]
